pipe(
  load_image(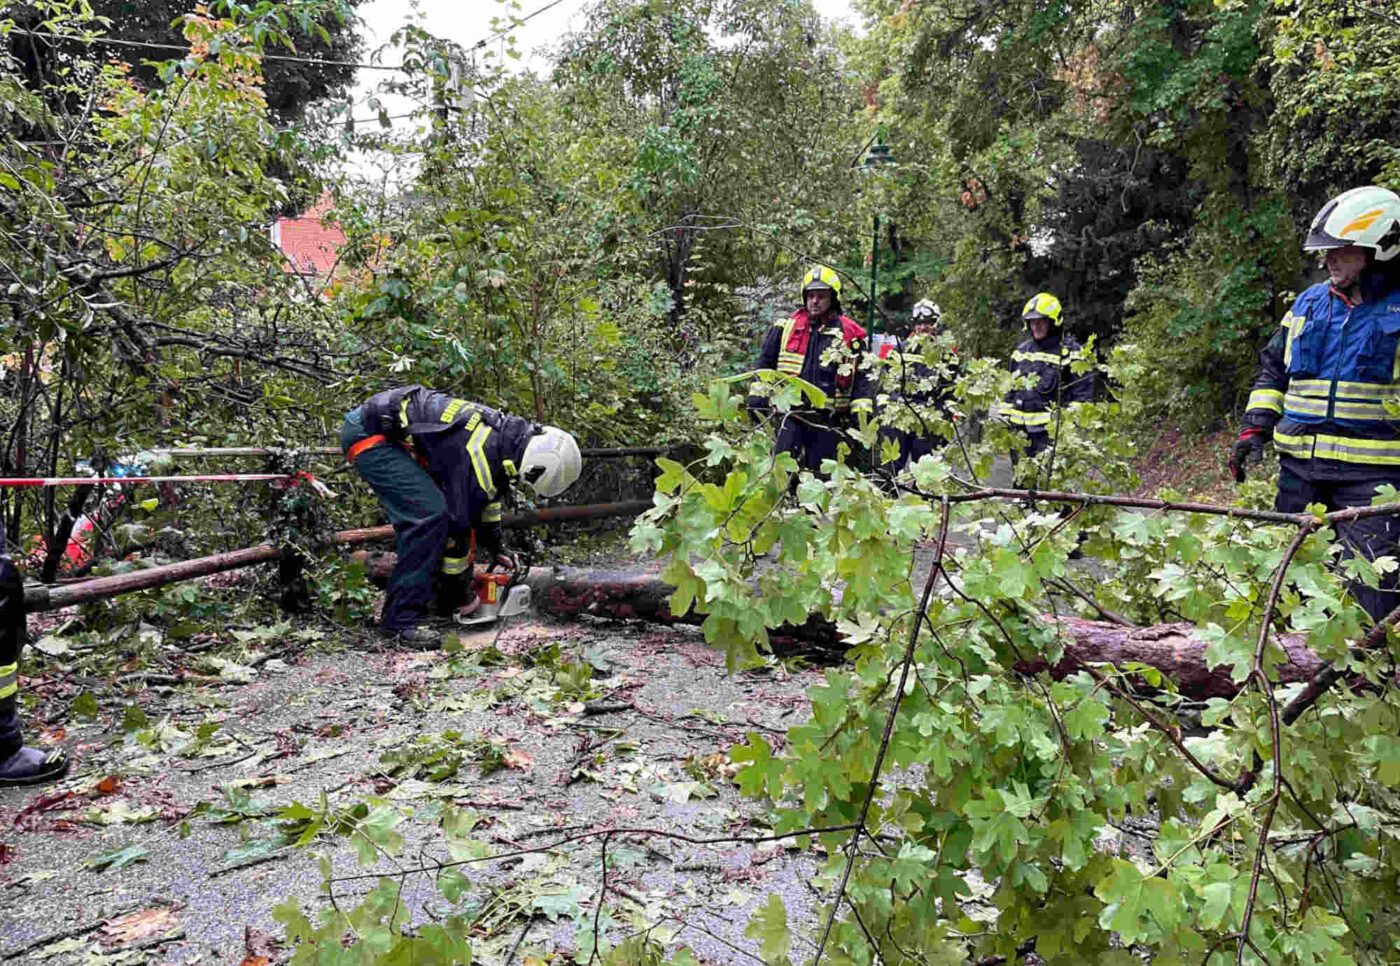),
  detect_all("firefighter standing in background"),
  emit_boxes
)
[0,518,70,786]
[1002,292,1093,469]
[876,299,960,475]
[1232,185,1400,621]
[341,387,582,647]
[747,265,873,473]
